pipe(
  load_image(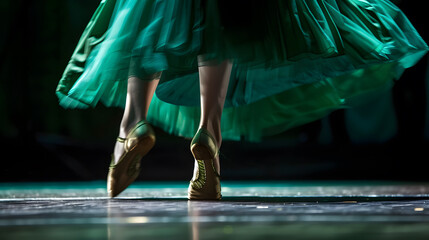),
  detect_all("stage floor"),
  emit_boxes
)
[1,181,429,239]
